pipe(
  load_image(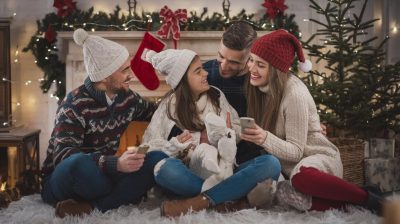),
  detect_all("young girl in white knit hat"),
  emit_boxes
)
[141,48,281,217]
[141,48,240,192]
